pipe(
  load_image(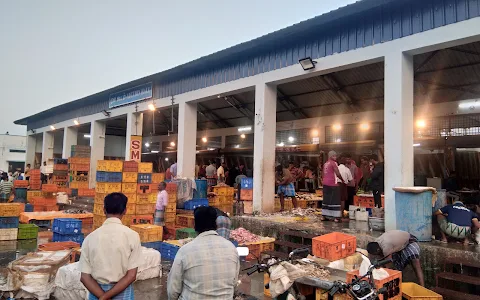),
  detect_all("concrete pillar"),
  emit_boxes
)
[125,112,143,160]
[41,131,54,165]
[177,102,197,178]
[221,135,226,148]
[26,135,36,168]
[384,52,414,231]
[89,121,106,188]
[253,83,277,213]
[62,127,78,159]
